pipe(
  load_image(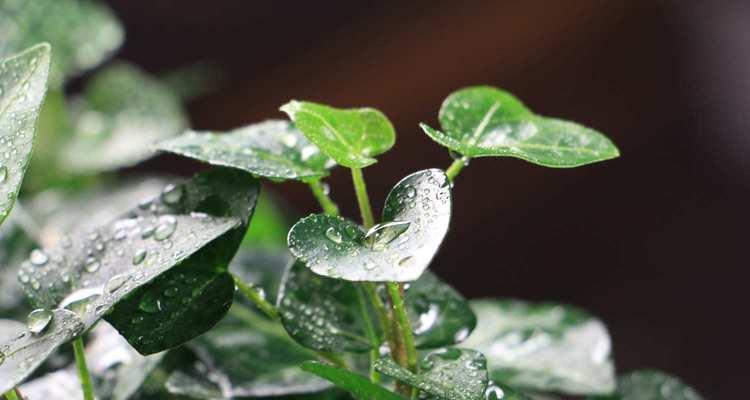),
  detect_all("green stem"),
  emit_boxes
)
[307,179,340,216]
[445,157,468,182]
[387,282,417,372]
[3,390,20,400]
[73,337,95,400]
[356,286,381,383]
[350,167,375,228]
[232,273,279,321]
